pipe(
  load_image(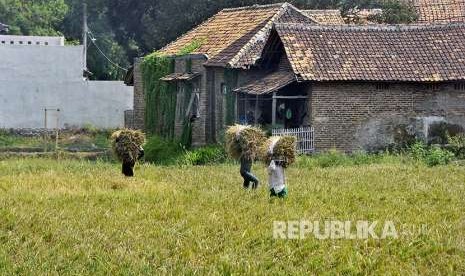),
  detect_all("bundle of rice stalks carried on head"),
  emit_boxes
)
[261,136,297,168]
[111,129,145,163]
[225,125,266,161]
